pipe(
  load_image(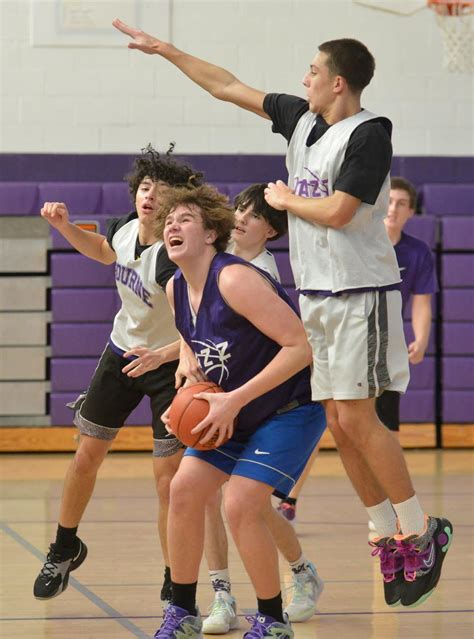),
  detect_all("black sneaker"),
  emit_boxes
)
[369,535,404,606]
[33,538,88,600]
[395,516,453,608]
[160,568,172,607]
